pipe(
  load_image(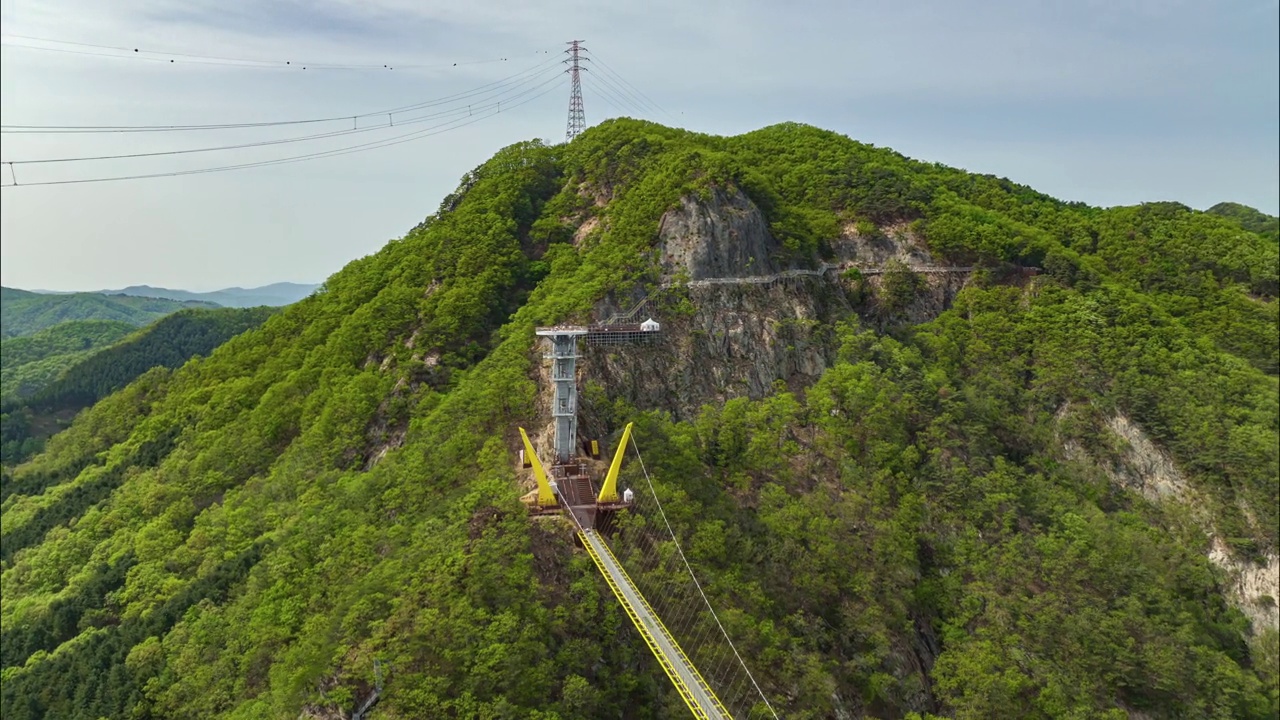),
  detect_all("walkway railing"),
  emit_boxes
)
[600,262,976,325]
[580,528,734,719]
